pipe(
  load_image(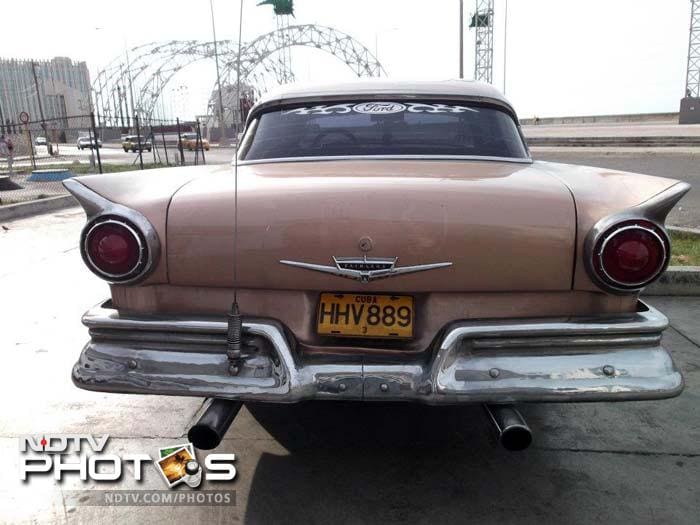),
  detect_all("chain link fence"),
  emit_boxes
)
[1,113,221,206]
